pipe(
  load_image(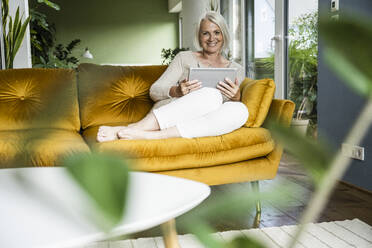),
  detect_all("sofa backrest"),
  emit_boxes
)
[77,63,167,130]
[0,68,81,132]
